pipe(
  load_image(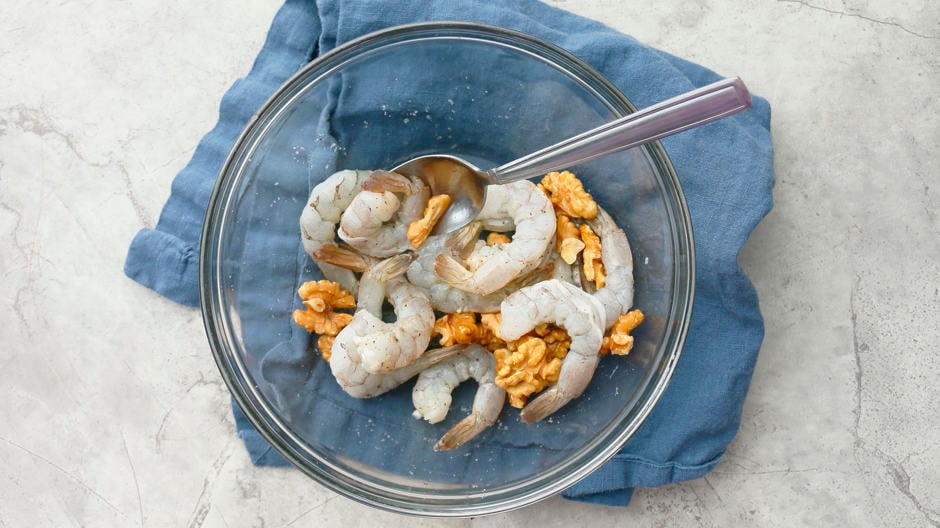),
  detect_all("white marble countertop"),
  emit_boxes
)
[2,1,938,526]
